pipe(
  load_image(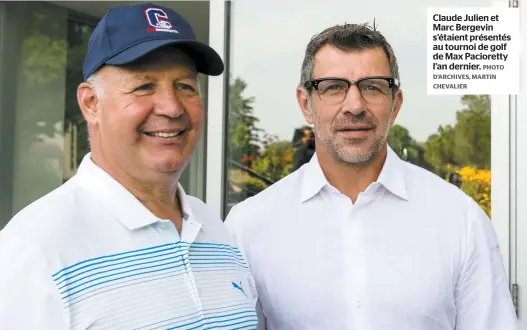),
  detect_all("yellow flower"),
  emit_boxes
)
[448,166,491,218]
